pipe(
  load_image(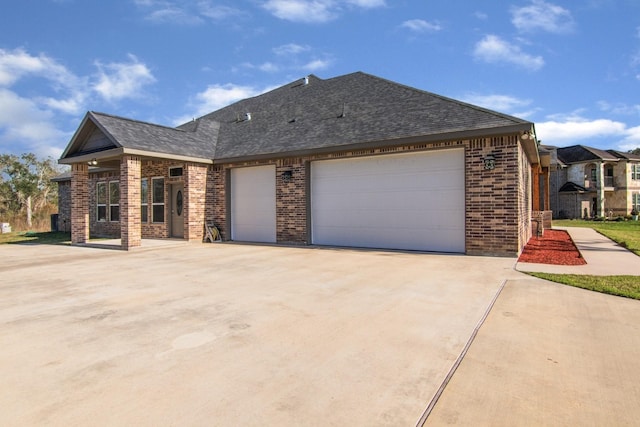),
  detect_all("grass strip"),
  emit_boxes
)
[527,272,640,300]
[0,231,71,245]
